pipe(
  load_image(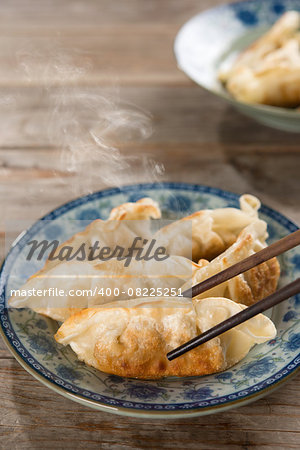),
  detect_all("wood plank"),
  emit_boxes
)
[0,340,11,358]
[0,359,299,449]
[0,87,300,147]
[0,0,221,26]
[0,0,221,88]
[0,86,298,230]
[0,26,190,87]
[0,145,299,228]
